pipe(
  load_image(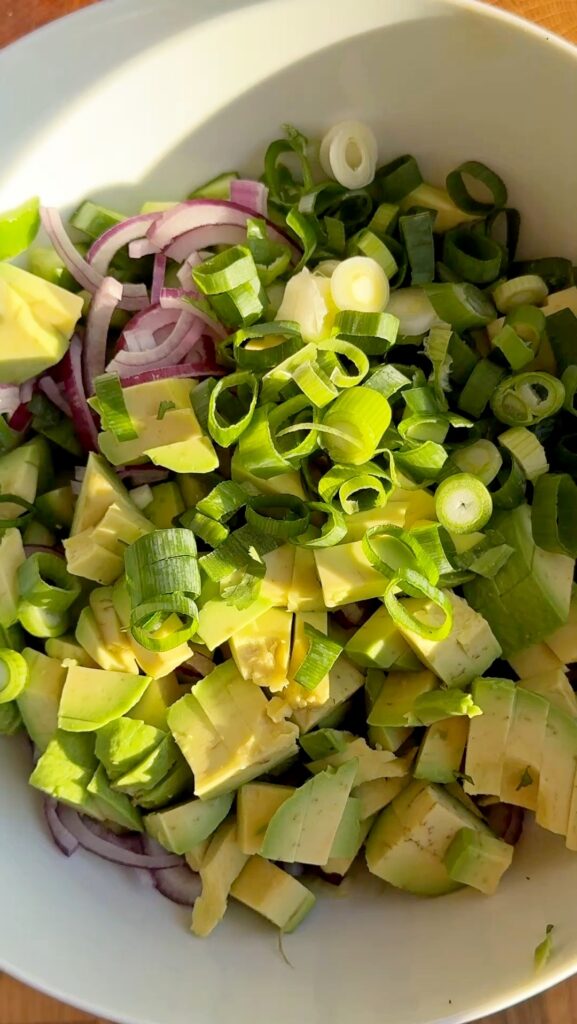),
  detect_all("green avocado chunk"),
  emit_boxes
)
[17,649,66,752]
[87,764,143,832]
[58,665,151,732]
[29,730,101,815]
[231,856,316,933]
[191,819,249,937]
[444,827,513,894]
[94,717,166,781]
[145,793,234,854]
[414,717,470,784]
